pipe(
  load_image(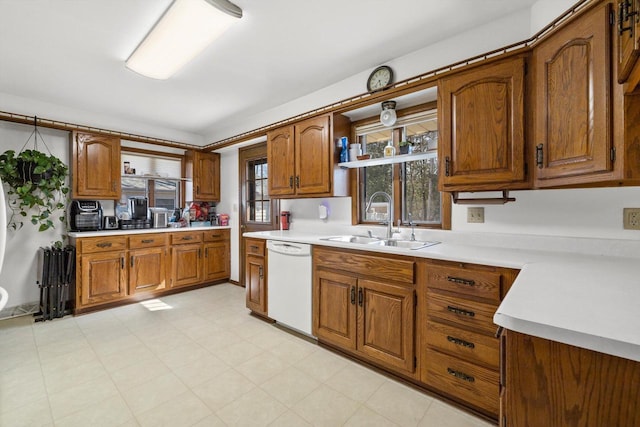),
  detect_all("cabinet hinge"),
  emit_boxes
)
[611,147,616,163]
[610,8,615,26]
